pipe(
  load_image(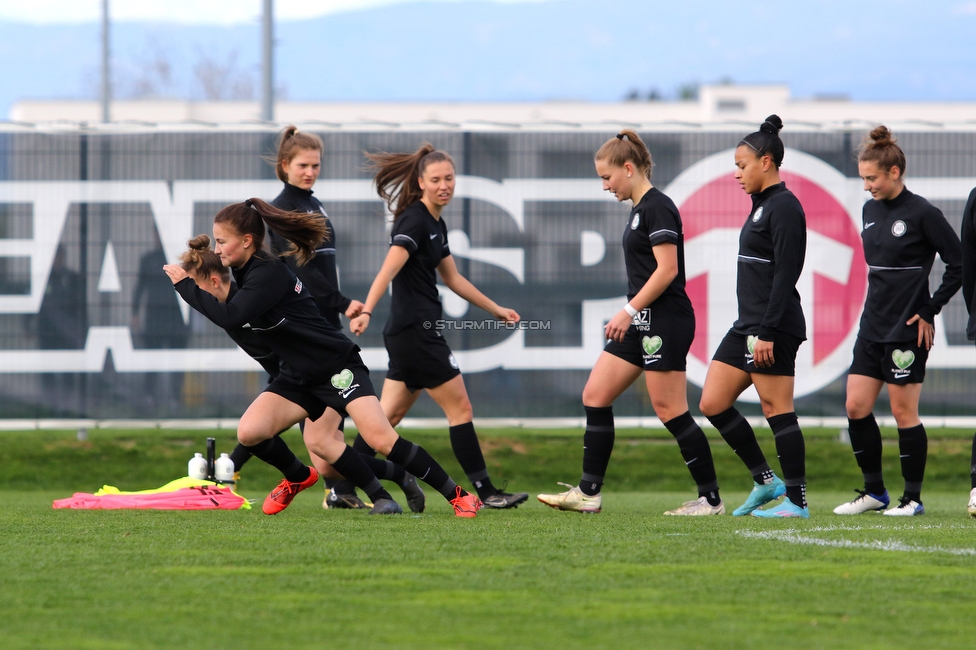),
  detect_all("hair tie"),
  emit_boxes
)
[244,199,258,211]
[616,133,628,141]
